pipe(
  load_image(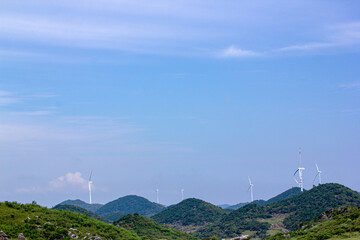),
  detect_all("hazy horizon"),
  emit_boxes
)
[1,0,360,207]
